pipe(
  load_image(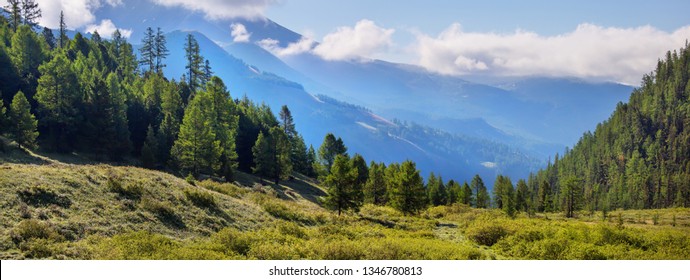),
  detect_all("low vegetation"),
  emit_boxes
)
[1,162,688,260]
